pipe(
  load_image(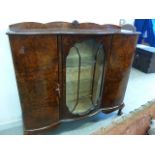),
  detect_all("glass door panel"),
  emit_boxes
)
[66,39,104,115]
